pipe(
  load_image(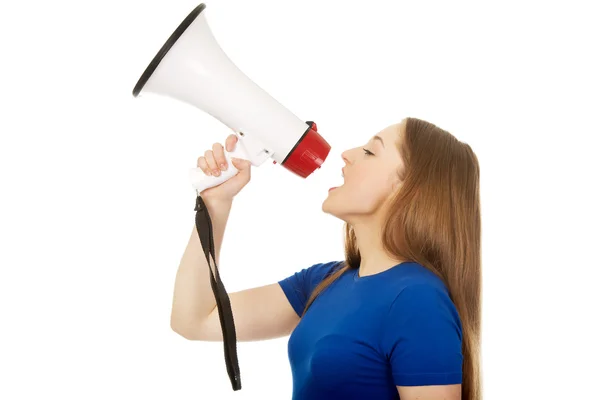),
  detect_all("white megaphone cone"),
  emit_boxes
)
[132,3,331,194]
